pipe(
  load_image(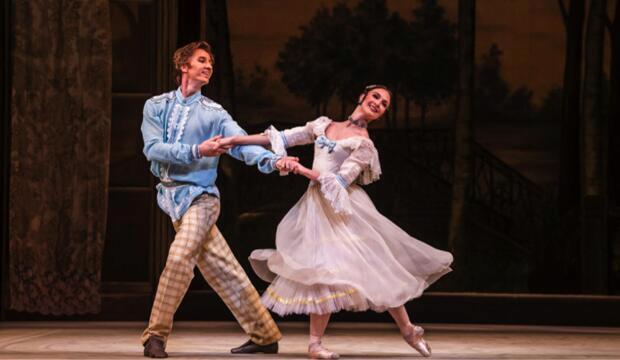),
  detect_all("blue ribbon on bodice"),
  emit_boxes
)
[316,135,337,153]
